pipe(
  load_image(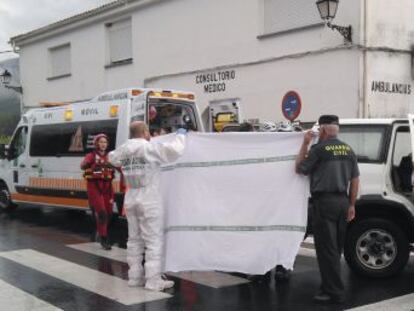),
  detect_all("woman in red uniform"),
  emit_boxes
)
[81,133,115,250]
